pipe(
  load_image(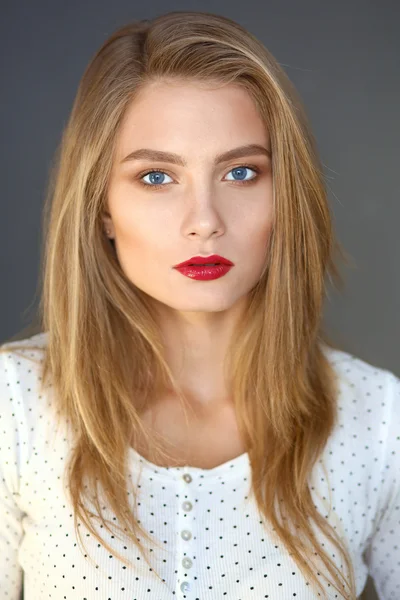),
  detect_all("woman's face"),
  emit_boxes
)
[105,80,274,317]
